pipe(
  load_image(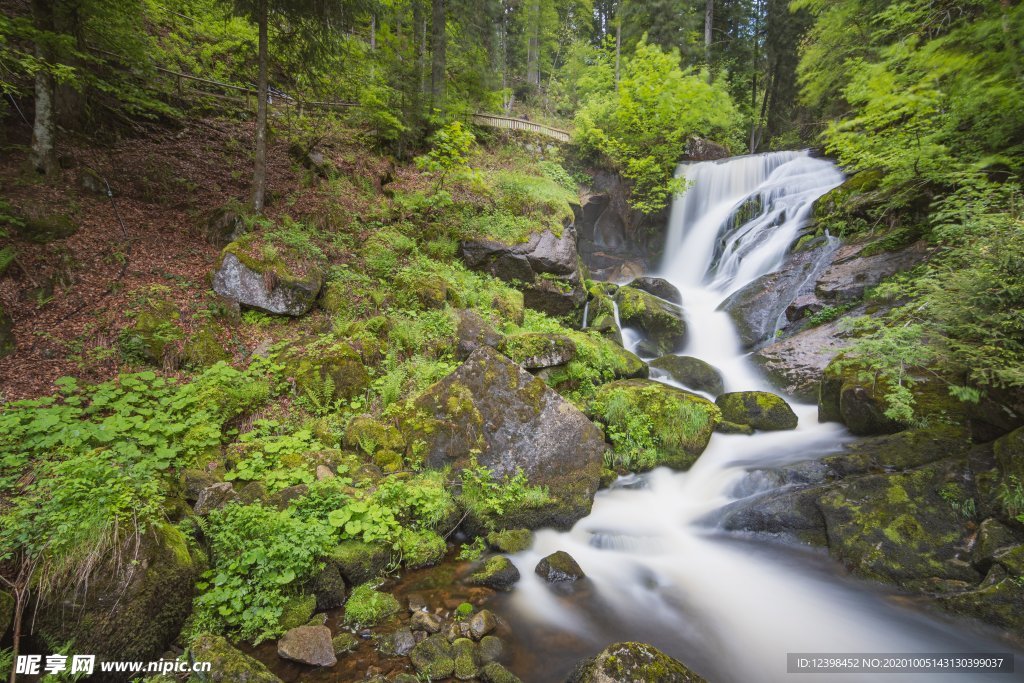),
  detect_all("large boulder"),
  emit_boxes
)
[212,240,323,316]
[535,551,585,583]
[715,391,798,431]
[584,290,623,346]
[568,642,706,683]
[815,240,931,304]
[625,277,682,305]
[278,338,370,403]
[499,333,576,369]
[191,634,282,683]
[614,285,686,356]
[460,226,587,318]
[402,346,607,529]
[35,524,201,668]
[650,355,724,396]
[750,315,852,401]
[465,556,521,591]
[590,379,721,471]
[817,358,903,436]
[718,236,837,350]
[276,625,337,667]
[455,309,503,361]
